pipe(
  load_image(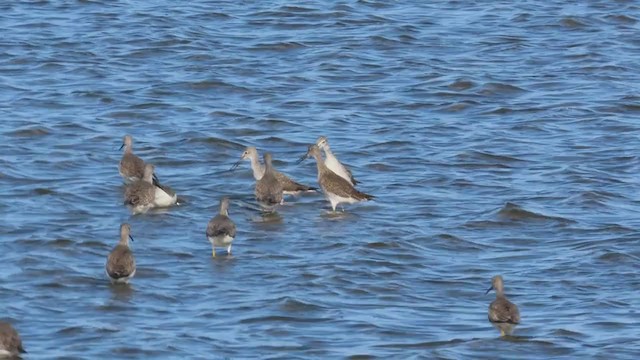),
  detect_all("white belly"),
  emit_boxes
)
[154,186,177,207]
[107,269,136,284]
[327,192,360,206]
[208,235,234,247]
